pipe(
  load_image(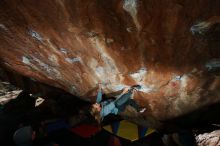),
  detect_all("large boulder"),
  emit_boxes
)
[0,0,219,129]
